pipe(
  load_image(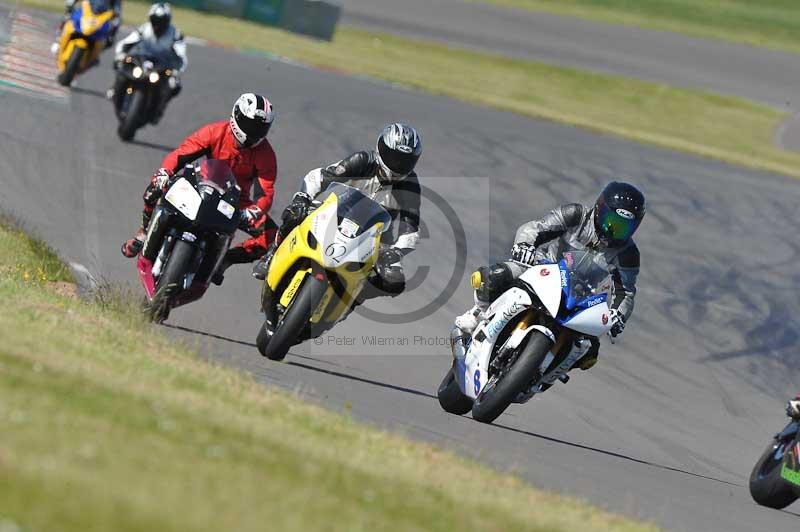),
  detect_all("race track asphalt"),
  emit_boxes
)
[1,5,799,531]
[340,0,800,109]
